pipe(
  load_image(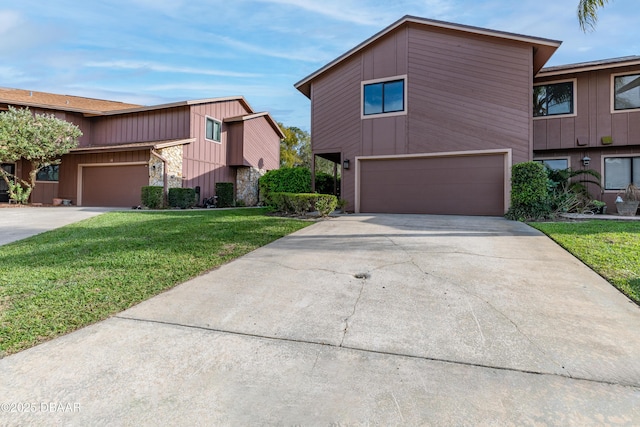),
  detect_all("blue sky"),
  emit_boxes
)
[0,0,637,131]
